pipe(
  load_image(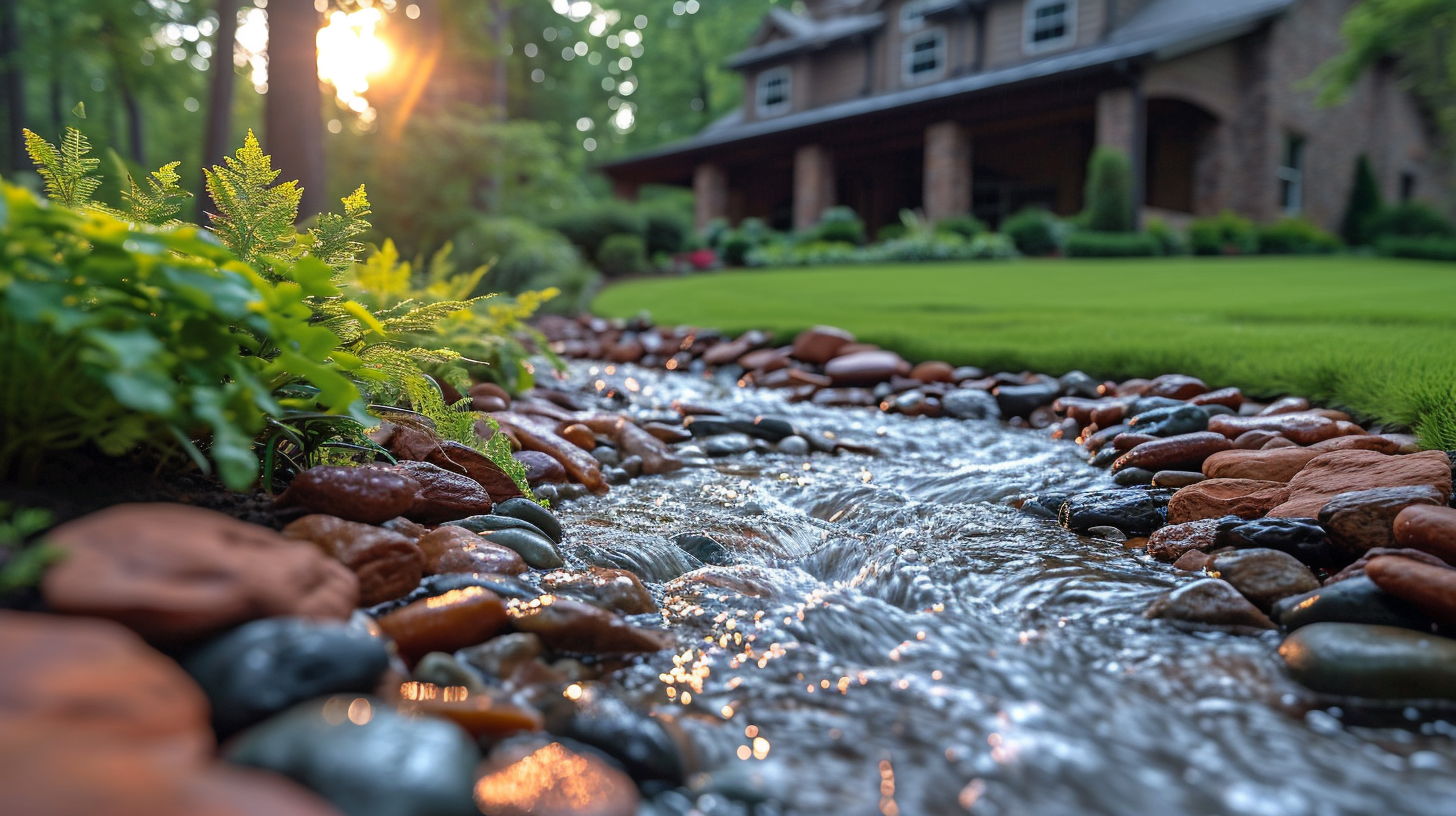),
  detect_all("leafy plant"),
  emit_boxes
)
[1341,154,1384,246]
[0,503,62,593]
[1188,211,1258,255]
[1065,231,1162,257]
[934,215,986,239]
[24,124,101,208]
[1083,147,1135,232]
[1003,207,1061,256]
[1377,235,1456,260]
[596,233,649,277]
[1366,201,1456,240]
[1256,218,1343,254]
[813,206,866,245]
[1146,218,1188,255]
